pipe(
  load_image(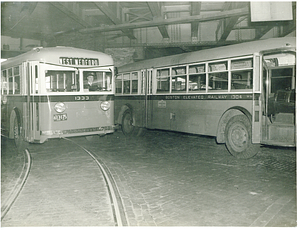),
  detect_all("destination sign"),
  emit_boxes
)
[59,57,99,66]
